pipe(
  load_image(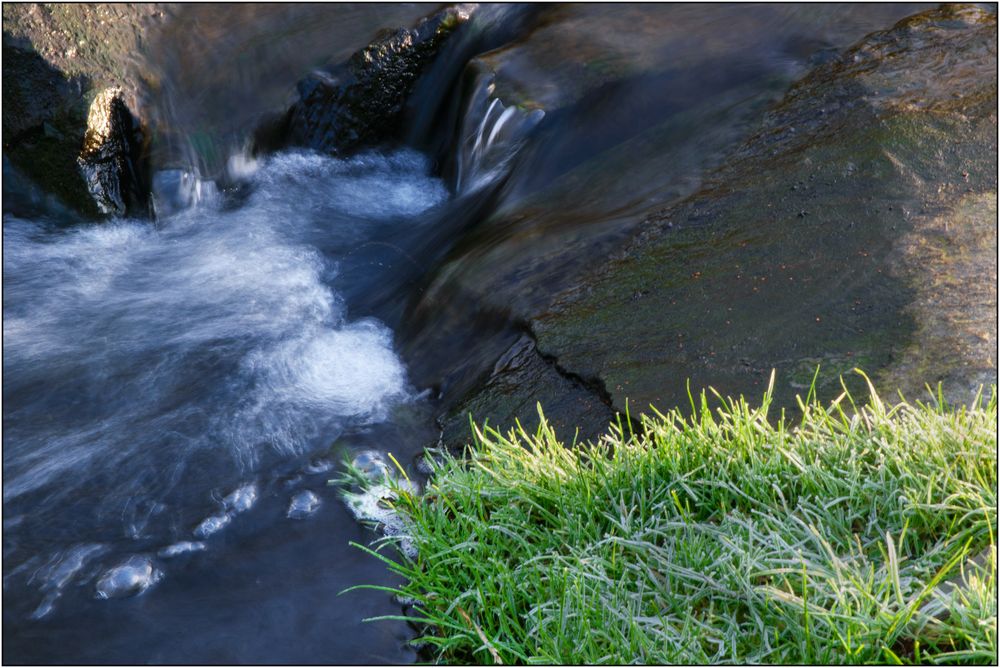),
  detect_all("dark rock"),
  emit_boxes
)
[438,334,615,450]
[3,17,153,220]
[2,39,77,139]
[279,4,476,156]
[77,86,151,217]
[3,4,165,211]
